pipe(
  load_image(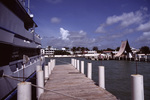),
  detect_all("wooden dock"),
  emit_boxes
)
[40,64,117,100]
